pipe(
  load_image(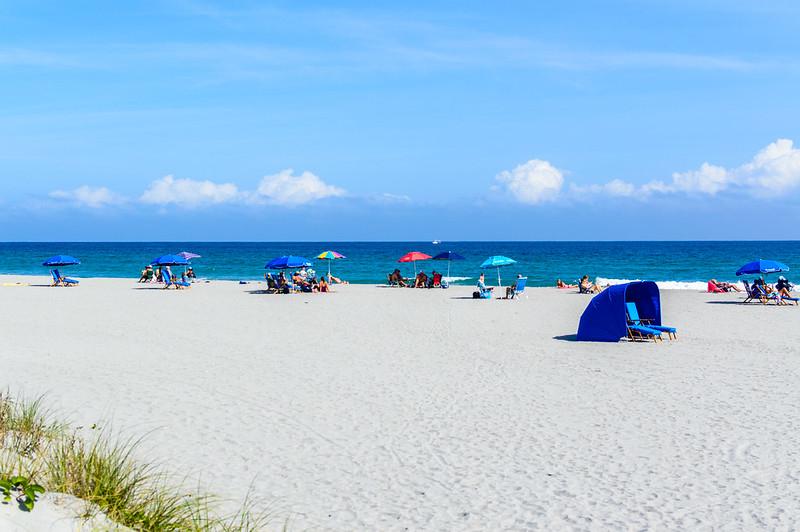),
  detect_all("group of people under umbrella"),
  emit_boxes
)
[388,251,519,290]
[263,251,349,293]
